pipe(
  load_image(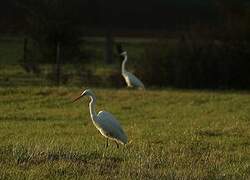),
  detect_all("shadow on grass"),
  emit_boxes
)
[0,144,126,178]
[196,127,247,138]
[196,129,225,137]
[0,144,123,168]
